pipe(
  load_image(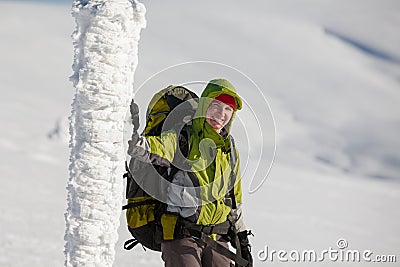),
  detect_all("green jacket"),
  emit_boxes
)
[133,79,243,235]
